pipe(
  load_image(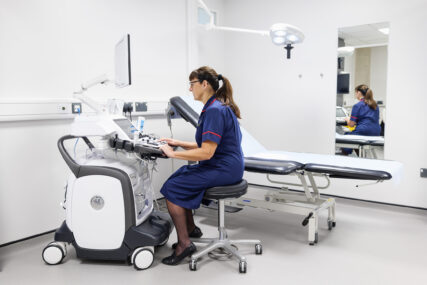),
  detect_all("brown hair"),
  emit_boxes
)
[355,84,377,110]
[189,66,241,119]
